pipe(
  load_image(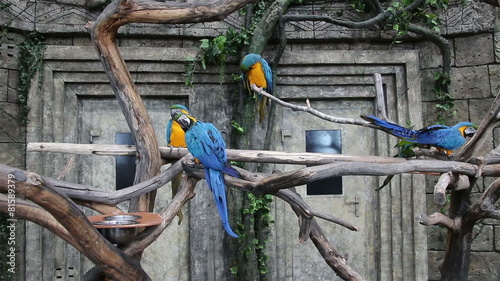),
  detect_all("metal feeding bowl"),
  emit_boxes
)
[88,212,163,245]
[93,220,139,245]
